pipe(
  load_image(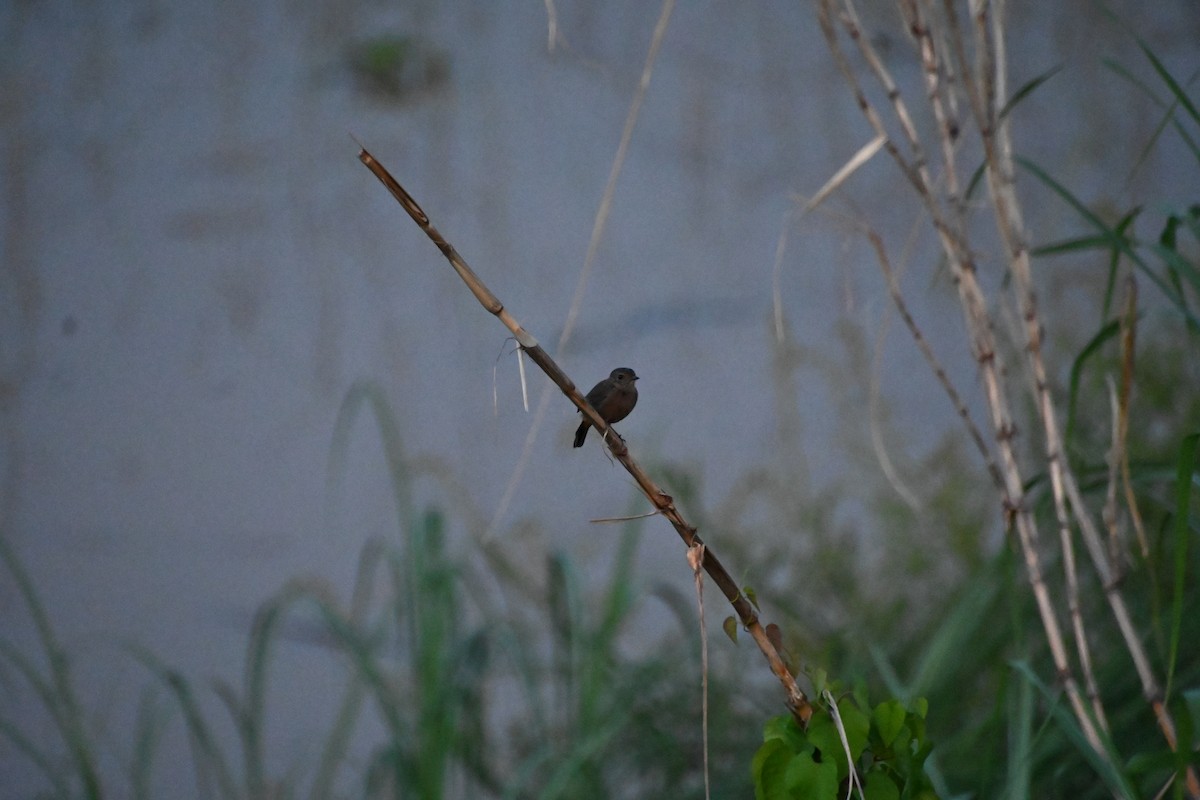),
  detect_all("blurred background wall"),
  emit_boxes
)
[1,0,1195,794]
